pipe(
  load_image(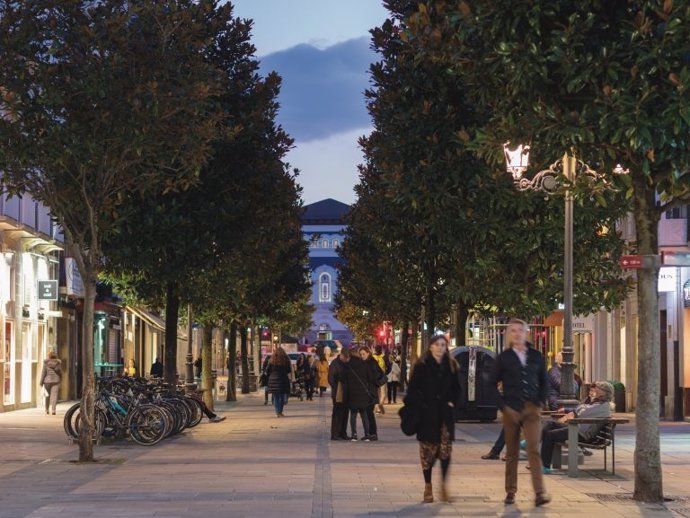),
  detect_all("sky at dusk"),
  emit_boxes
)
[231,0,388,206]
